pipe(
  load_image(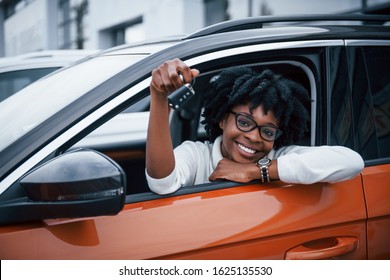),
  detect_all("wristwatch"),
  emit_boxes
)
[257,157,271,183]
